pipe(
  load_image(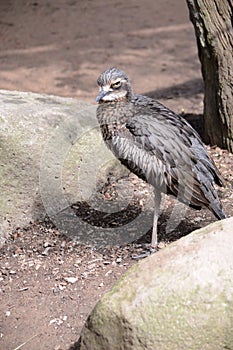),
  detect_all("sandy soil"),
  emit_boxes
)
[0,1,232,350]
[0,0,203,111]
